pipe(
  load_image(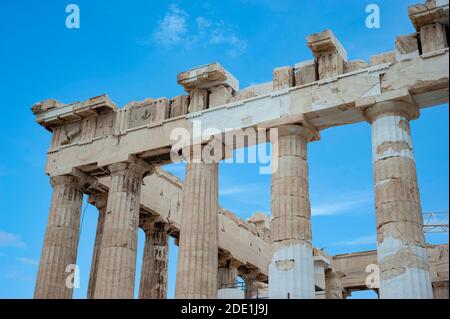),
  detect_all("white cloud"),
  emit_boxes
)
[152,4,188,47]
[333,234,377,247]
[143,4,247,57]
[311,191,372,217]
[18,257,39,266]
[209,29,248,57]
[0,230,26,248]
[196,16,212,31]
